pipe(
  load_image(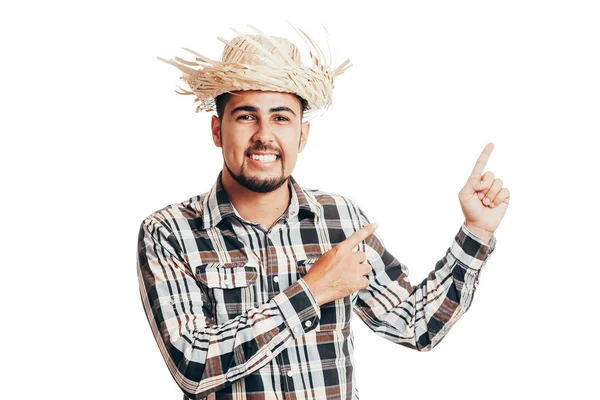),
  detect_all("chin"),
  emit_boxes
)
[225,162,287,193]
[240,175,288,193]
